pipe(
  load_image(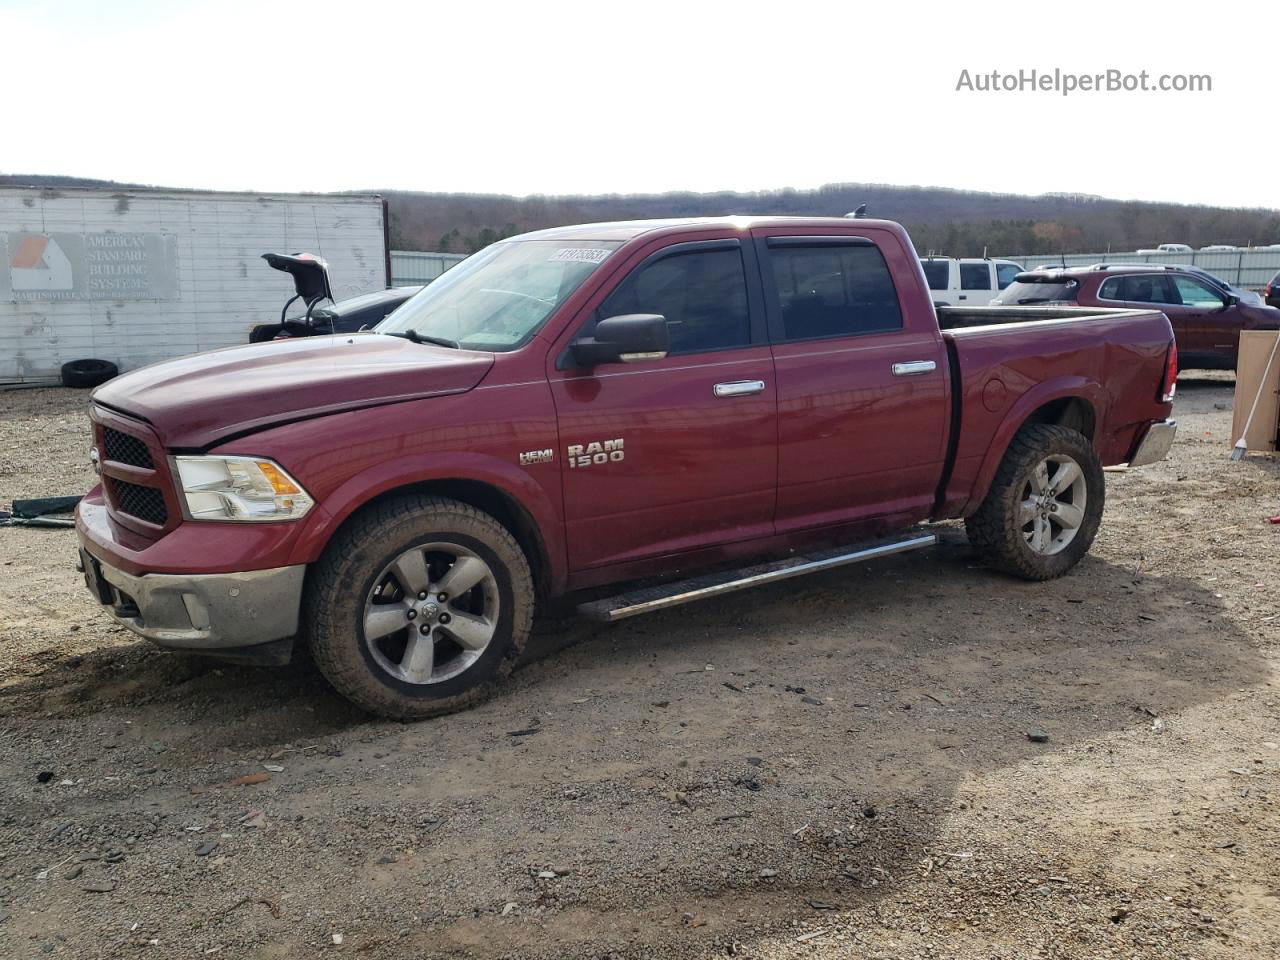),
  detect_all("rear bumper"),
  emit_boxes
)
[1129,419,1177,467]
[78,543,305,652]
